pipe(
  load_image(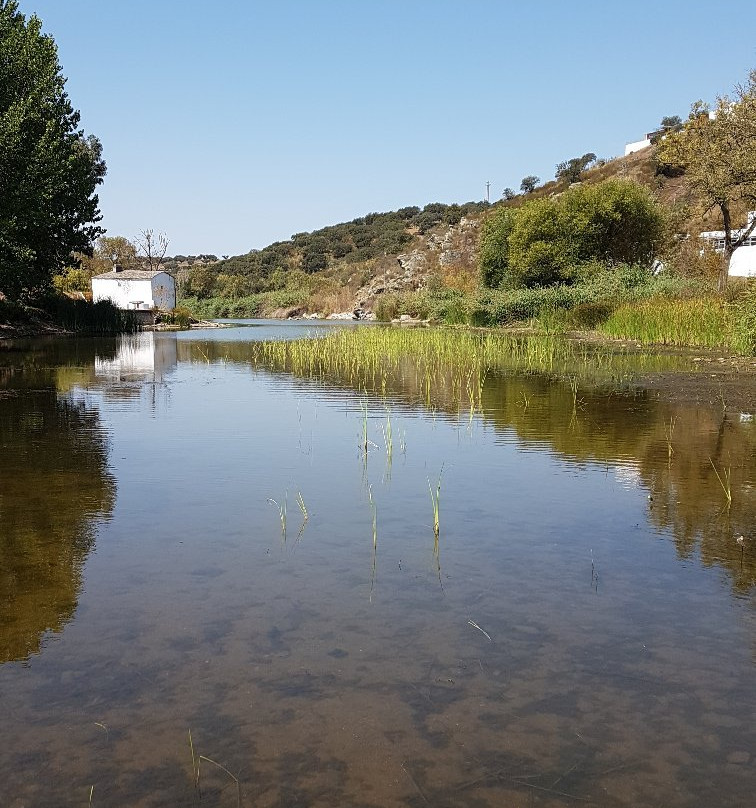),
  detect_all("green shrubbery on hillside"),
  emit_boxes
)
[185,201,489,298]
[479,180,666,289]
